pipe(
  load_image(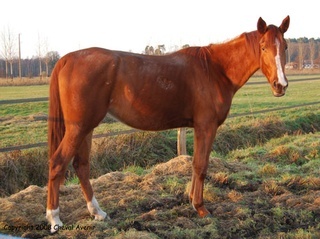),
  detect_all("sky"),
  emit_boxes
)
[0,0,319,58]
